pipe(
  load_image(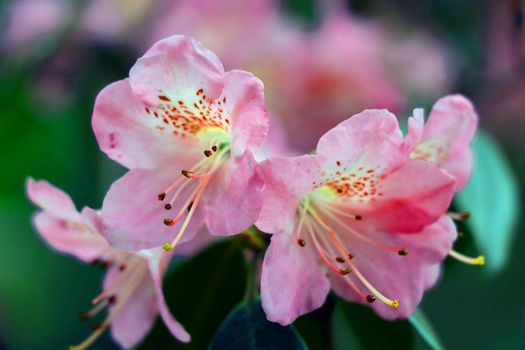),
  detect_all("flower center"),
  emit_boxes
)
[294,196,407,310]
[158,139,231,252]
[71,255,149,350]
